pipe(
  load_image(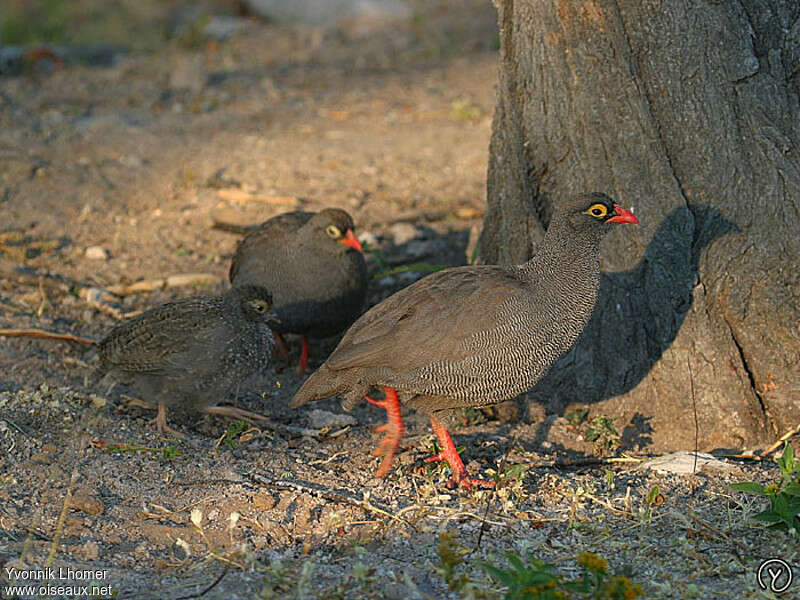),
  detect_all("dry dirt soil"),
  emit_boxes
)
[0,3,797,599]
